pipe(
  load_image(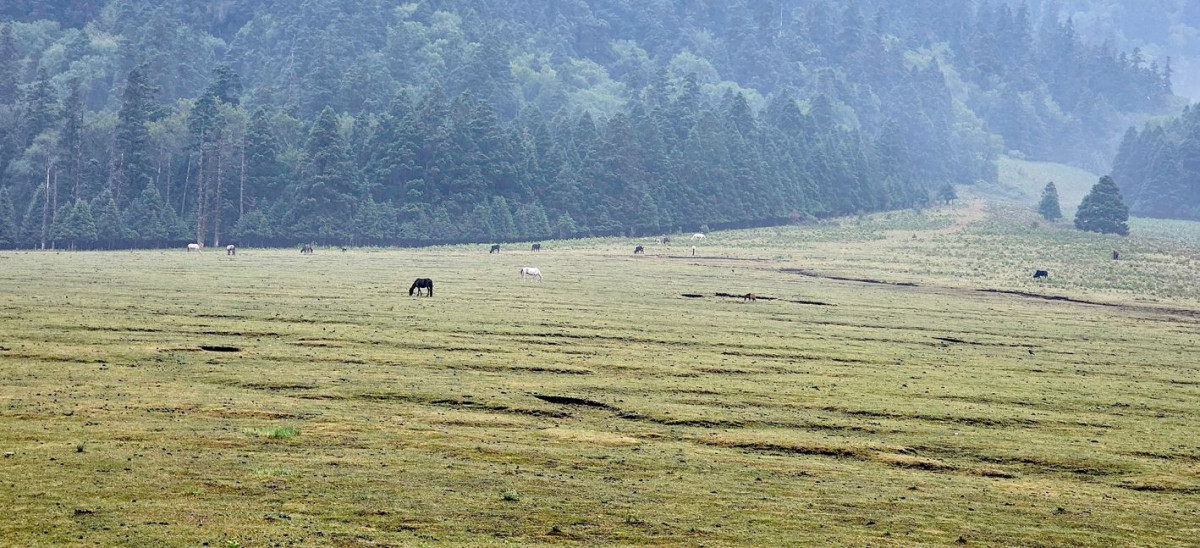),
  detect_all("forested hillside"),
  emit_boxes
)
[1110,105,1200,221]
[1013,0,1200,100]
[0,1,1177,248]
